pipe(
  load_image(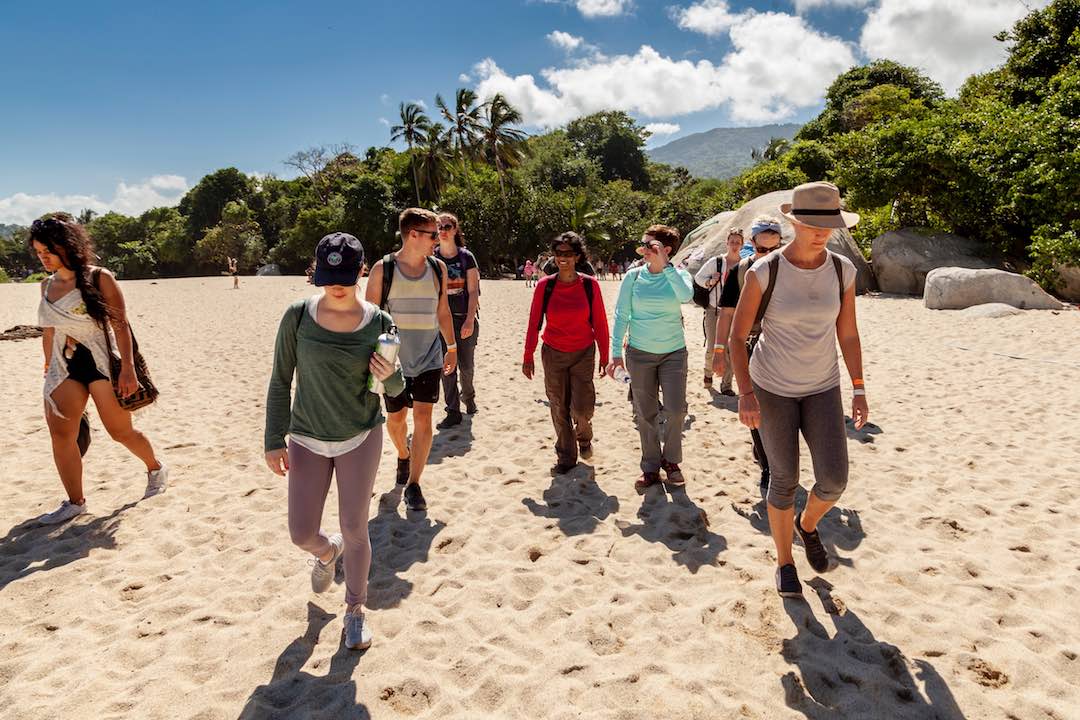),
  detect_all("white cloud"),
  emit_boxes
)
[576,0,632,17]
[379,93,390,105]
[791,0,872,11]
[645,122,681,136]
[860,0,1050,94]
[0,175,189,225]
[411,99,428,110]
[474,12,854,126]
[547,30,585,52]
[458,72,472,83]
[378,117,391,127]
[671,0,742,36]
